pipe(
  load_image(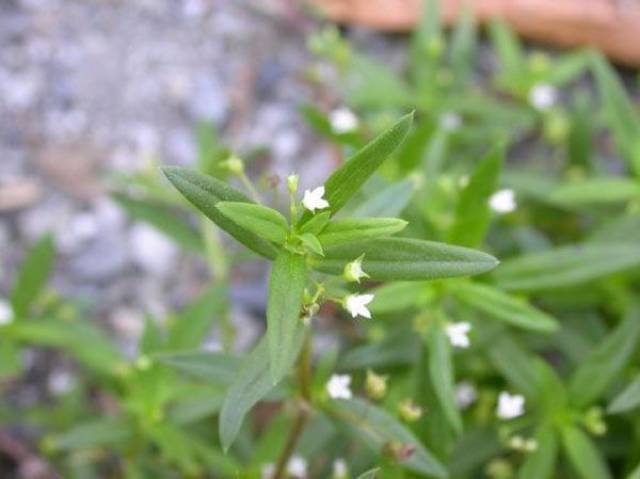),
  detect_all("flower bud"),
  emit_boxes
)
[366,369,388,401]
[222,155,244,175]
[343,254,369,283]
[398,398,423,423]
[287,174,299,194]
[584,407,607,436]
